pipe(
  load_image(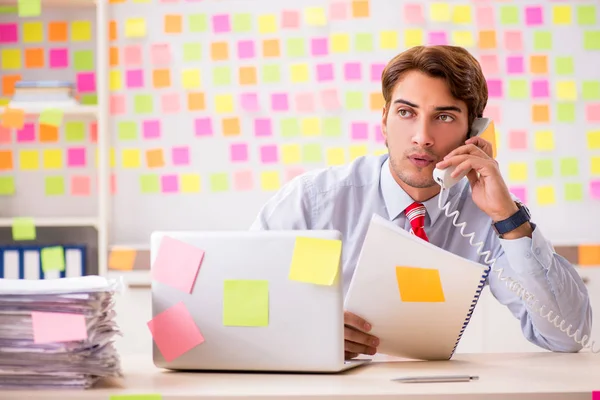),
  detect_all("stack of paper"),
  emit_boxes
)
[0,276,123,389]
